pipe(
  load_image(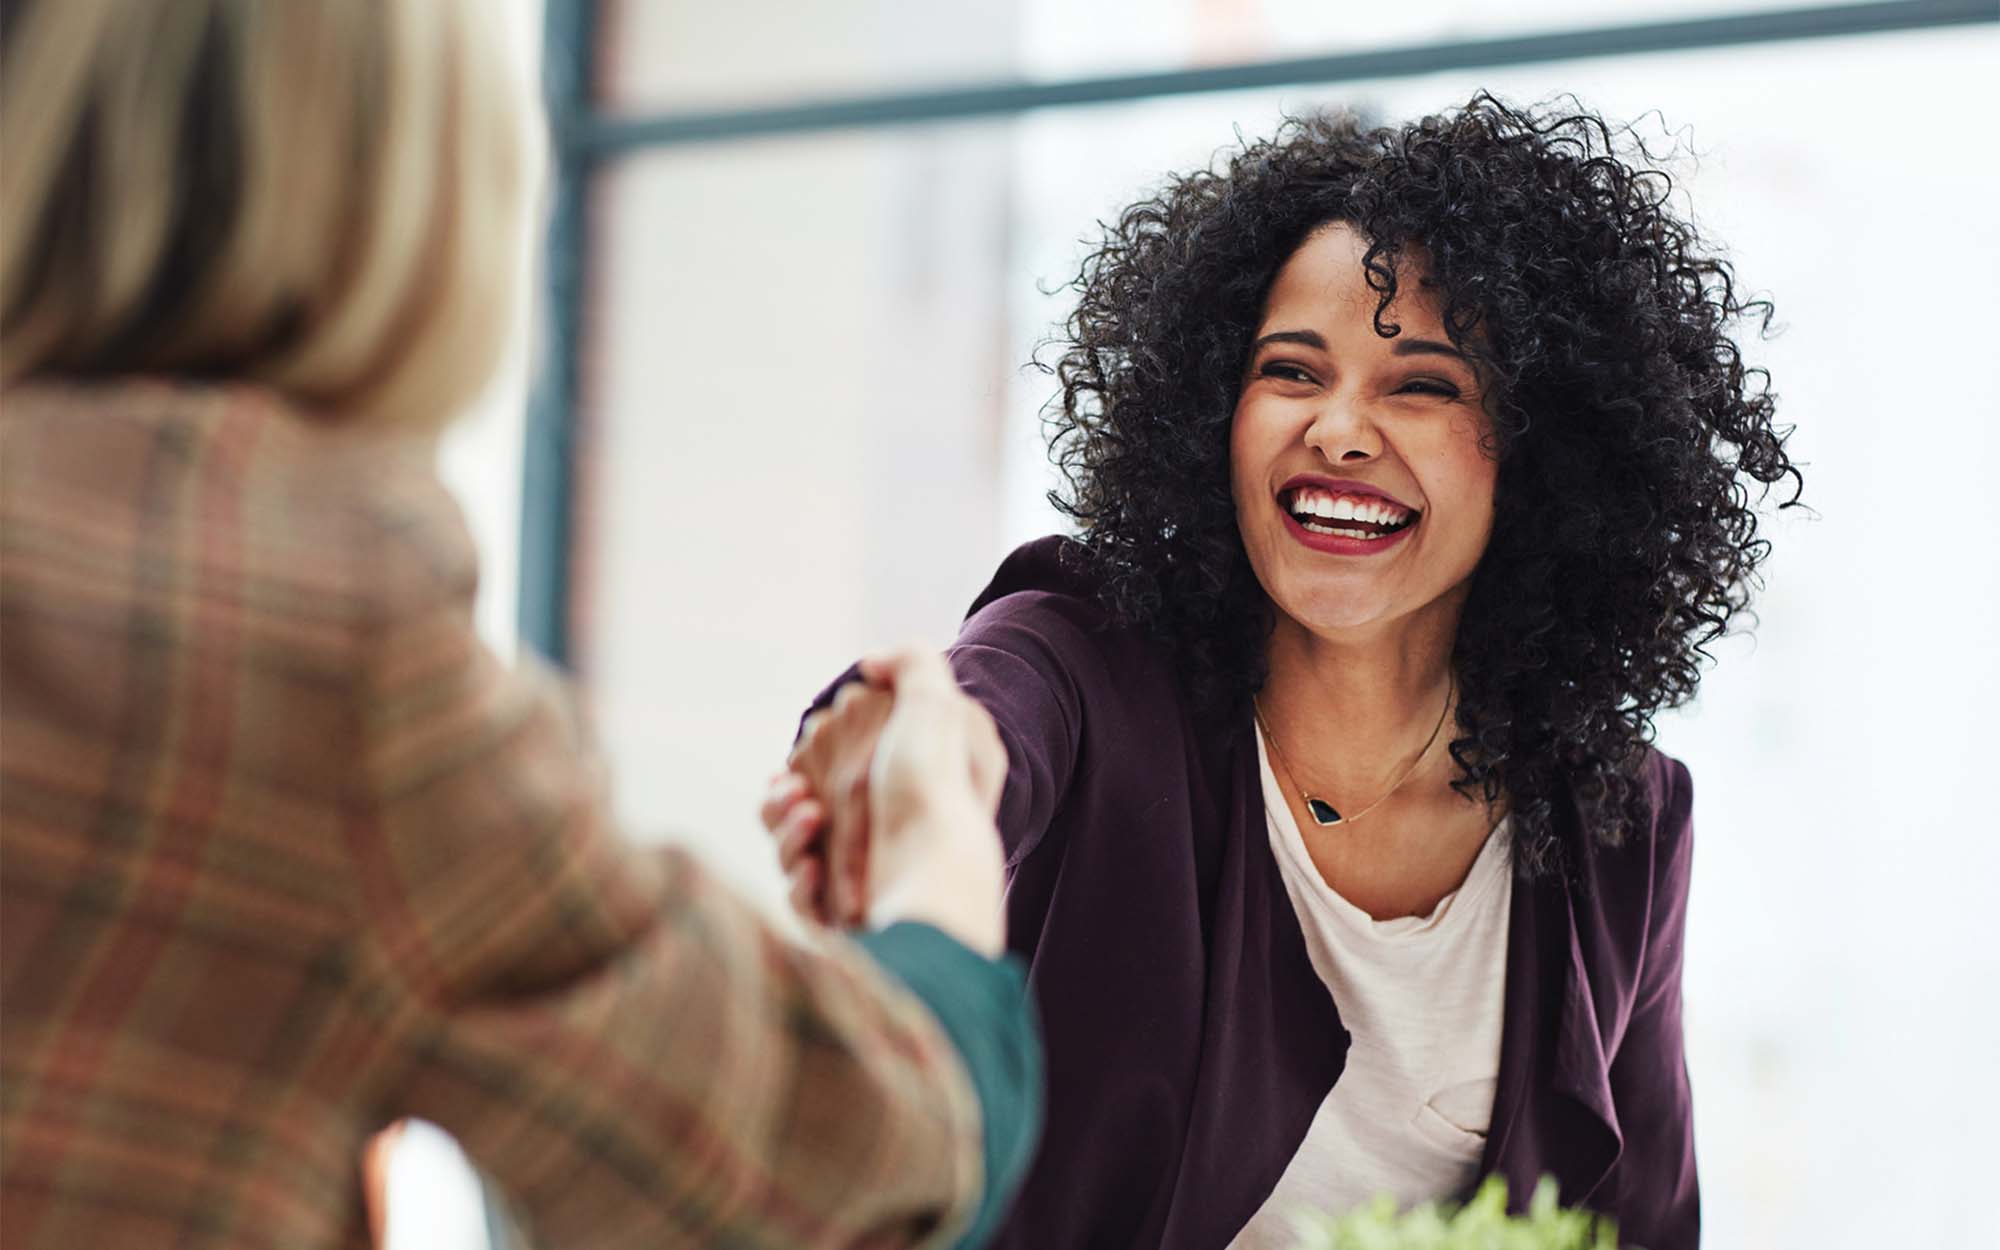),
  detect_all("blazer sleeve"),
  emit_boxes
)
[344,495,1018,1250]
[1606,755,1701,1250]
[948,593,1089,869]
